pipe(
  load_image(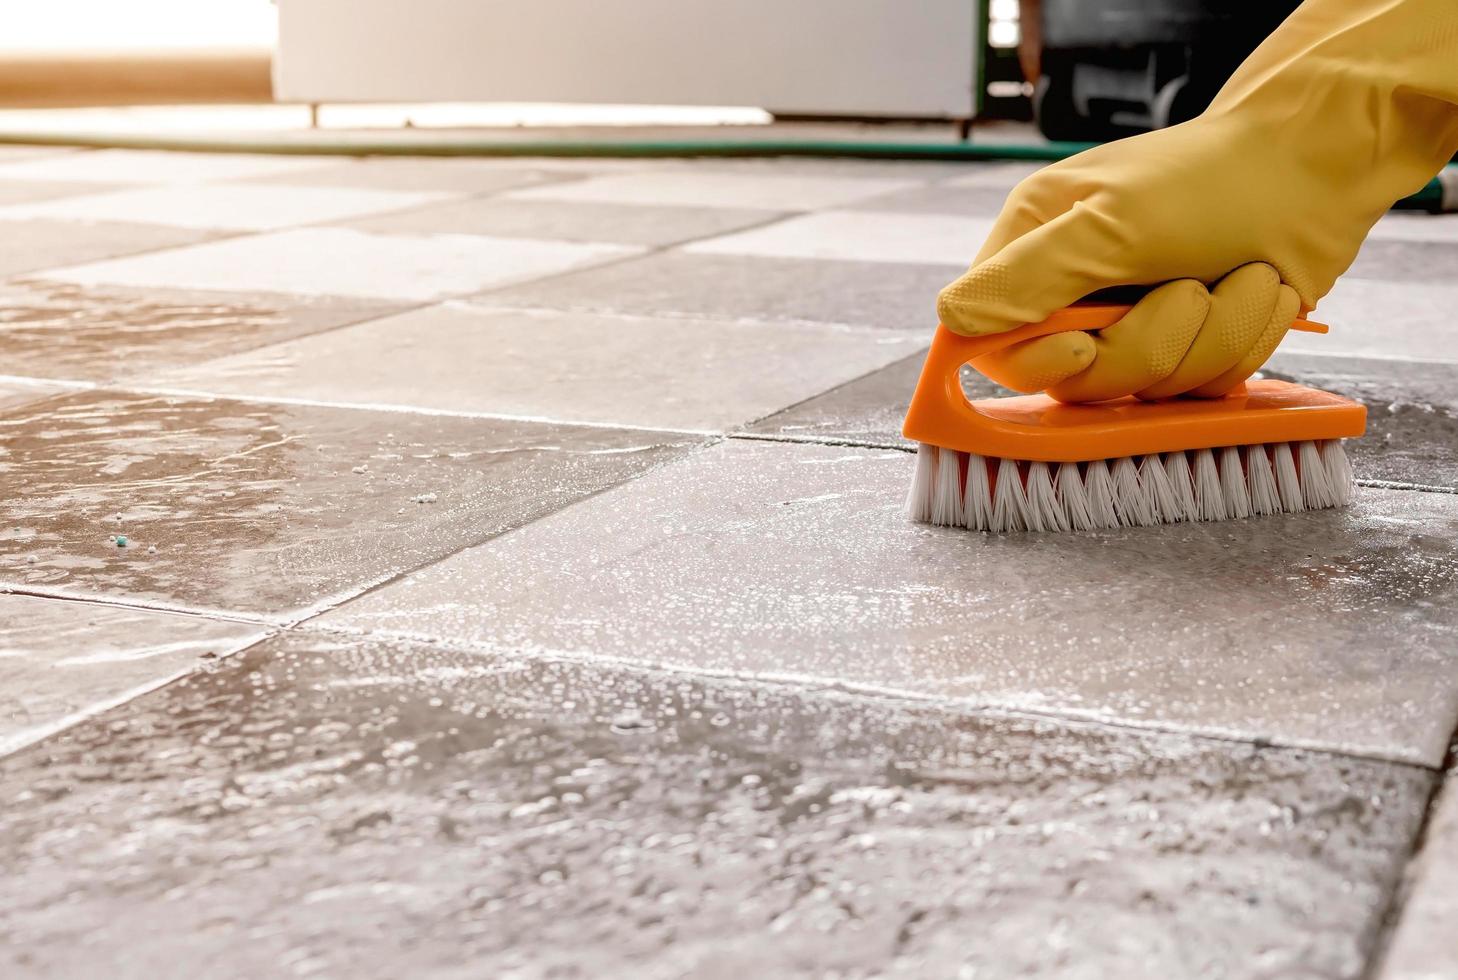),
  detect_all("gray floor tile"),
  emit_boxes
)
[324,440,1458,767]
[683,210,994,265]
[338,196,785,247]
[743,351,1016,447]
[0,391,697,619]
[43,226,639,302]
[0,279,405,384]
[153,303,923,432]
[245,158,574,194]
[845,183,1014,217]
[1266,353,1458,490]
[0,629,1431,979]
[1289,279,1457,364]
[1347,240,1458,284]
[479,250,959,330]
[1379,772,1458,980]
[502,170,923,211]
[0,594,266,757]
[0,179,121,206]
[0,218,220,278]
